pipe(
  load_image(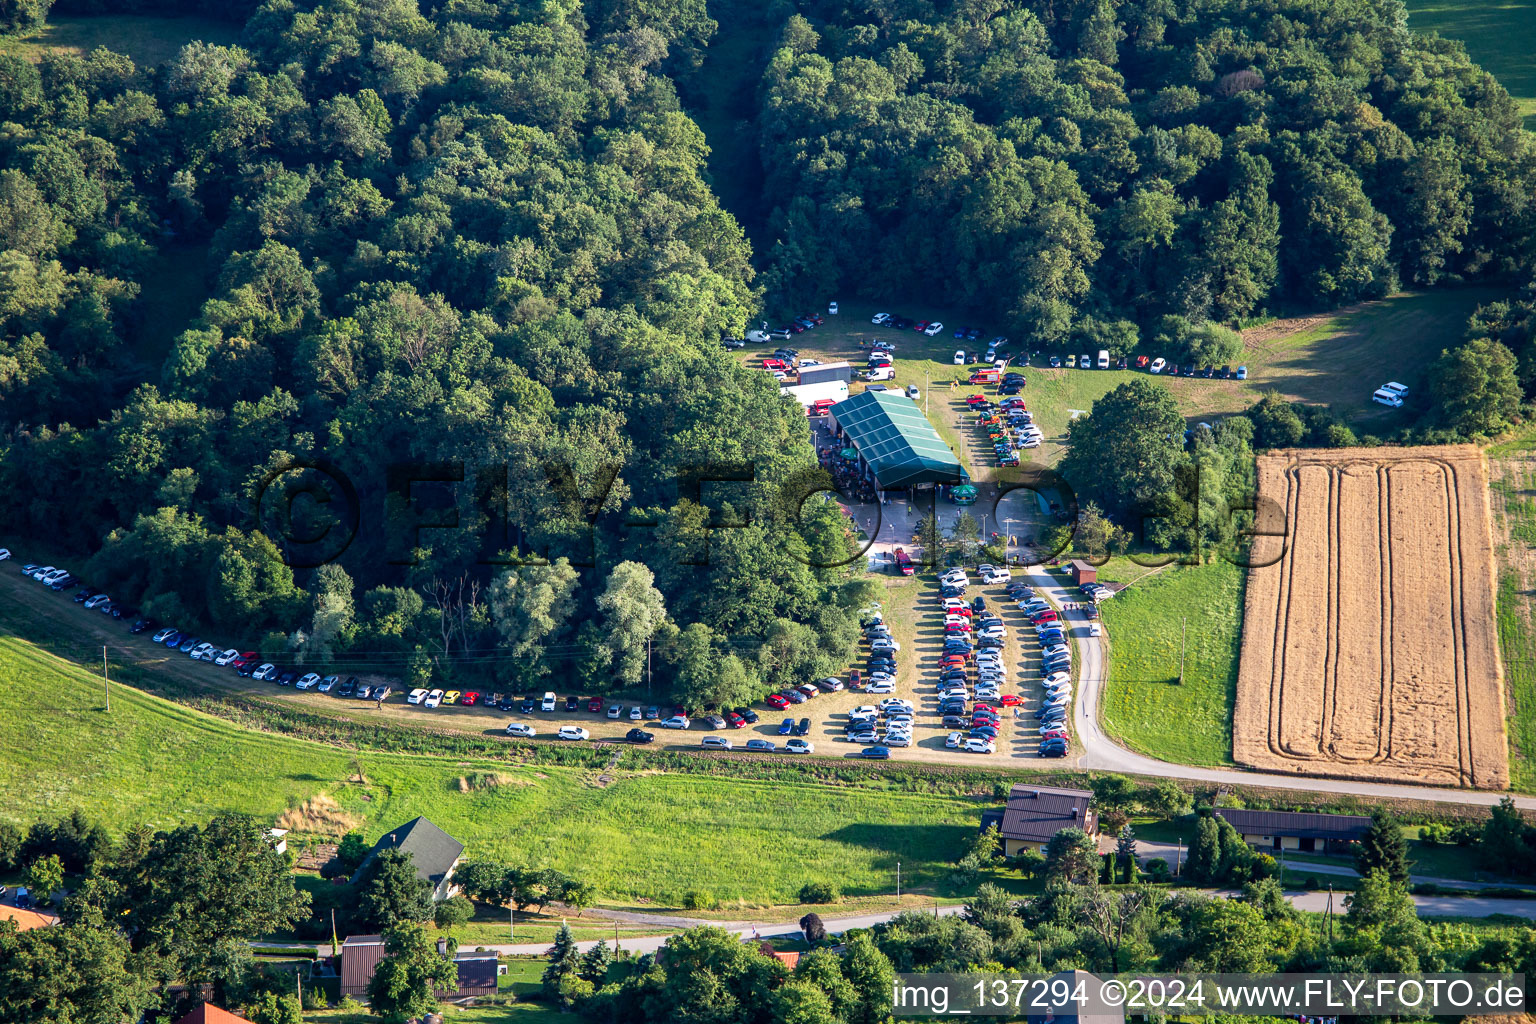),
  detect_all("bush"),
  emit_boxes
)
[1144,858,1169,881]
[1420,823,1450,846]
[1303,876,1320,890]
[798,882,839,904]
[680,890,716,911]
